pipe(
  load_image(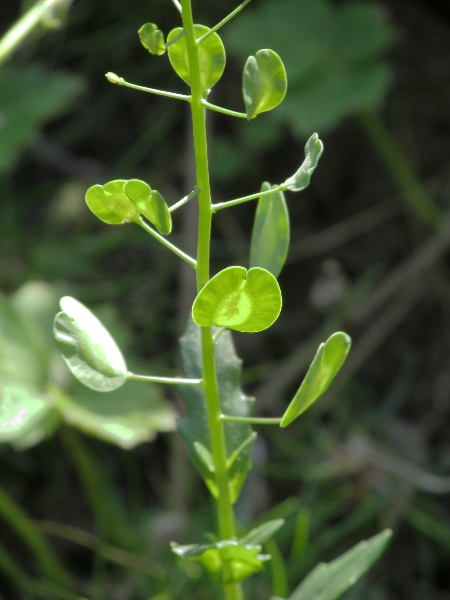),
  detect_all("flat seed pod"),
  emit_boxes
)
[280,332,351,427]
[250,181,290,278]
[138,23,165,55]
[284,133,324,192]
[123,179,172,234]
[85,179,139,224]
[192,266,282,333]
[243,49,287,119]
[167,25,226,94]
[53,296,127,392]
